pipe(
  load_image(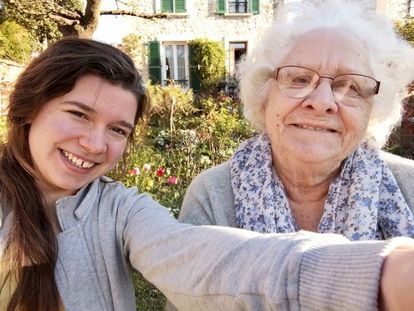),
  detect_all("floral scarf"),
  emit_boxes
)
[230,134,414,240]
